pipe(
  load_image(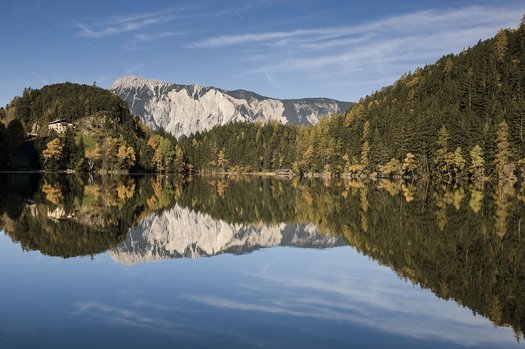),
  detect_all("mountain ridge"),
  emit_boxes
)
[111,75,352,138]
